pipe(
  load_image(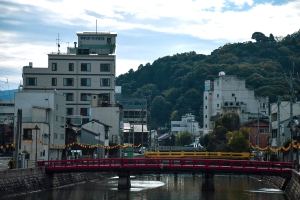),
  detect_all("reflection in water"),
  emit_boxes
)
[9,174,287,200]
